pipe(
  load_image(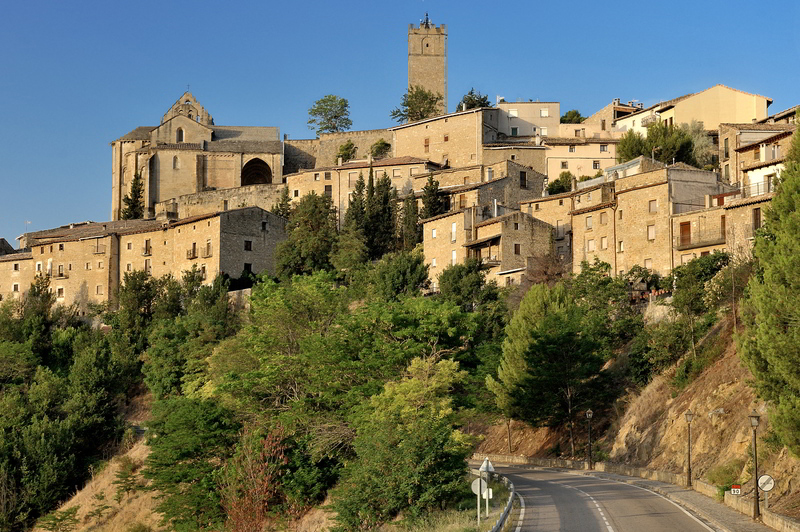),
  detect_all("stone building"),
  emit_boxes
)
[582,98,641,132]
[111,92,283,220]
[496,101,560,138]
[2,208,286,312]
[543,137,620,179]
[717,123,795,184]
[408,14,447,114]
[422,207,552,290]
